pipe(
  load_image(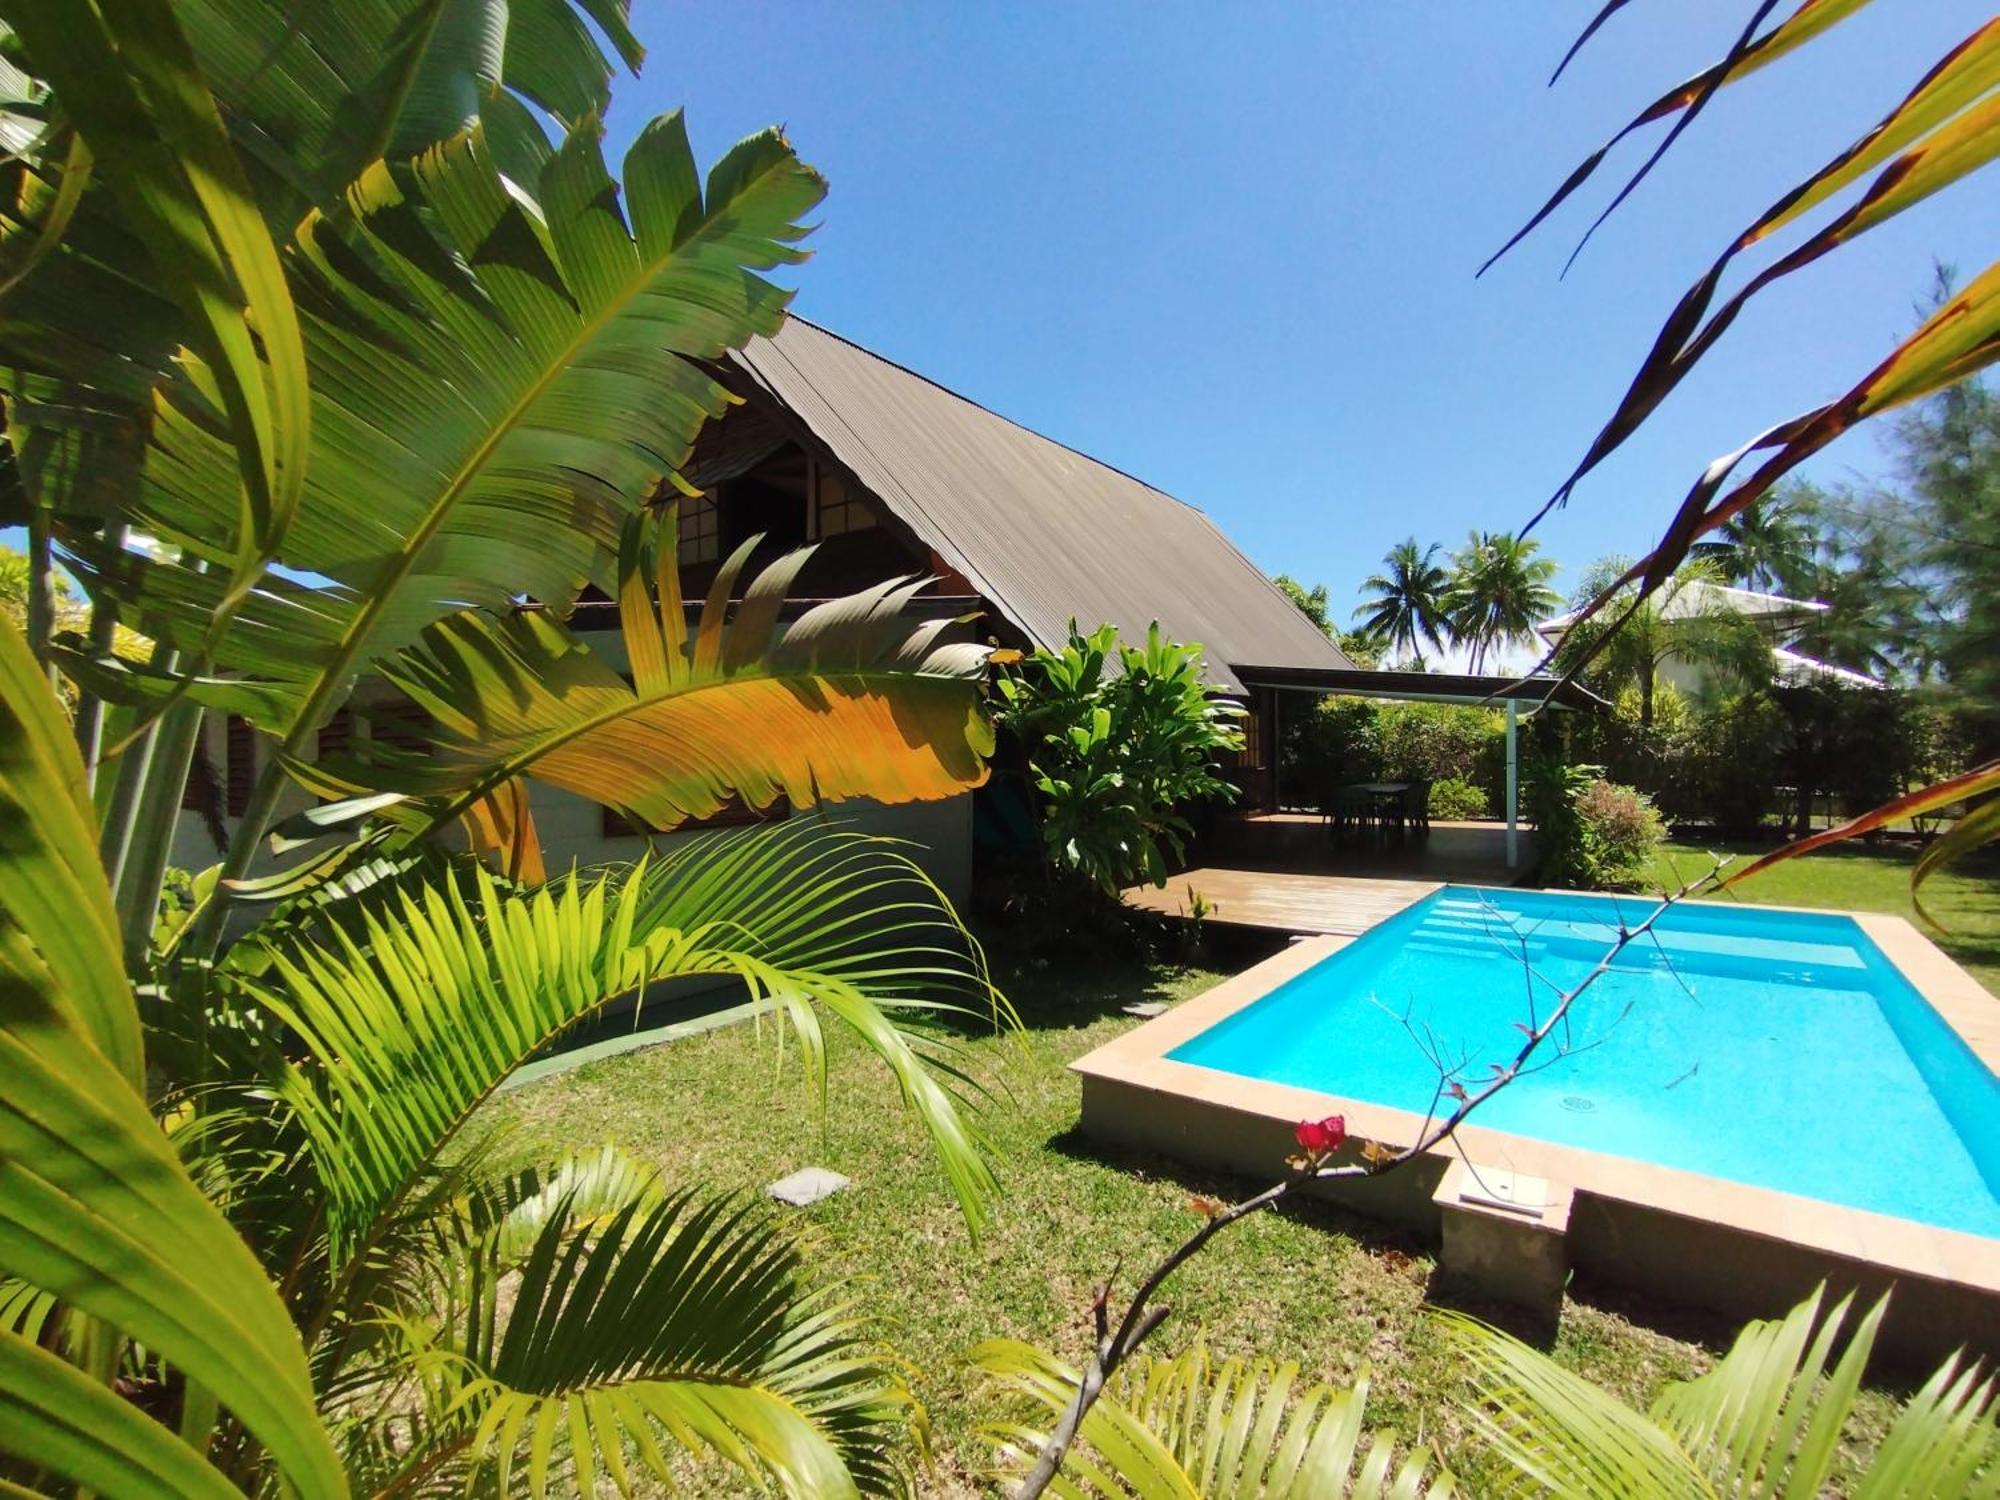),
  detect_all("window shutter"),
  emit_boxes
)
[225,715,257,816]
